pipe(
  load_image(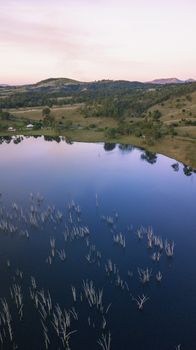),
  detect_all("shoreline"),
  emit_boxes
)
[0,129,196,169]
